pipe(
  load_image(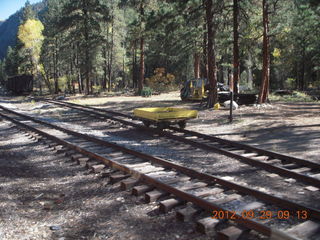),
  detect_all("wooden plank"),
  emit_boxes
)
[251,156,269,161]
[241,153,258,158]
[286,221,320,239]
[311,173,320,180]
[291,167,311,174]
[196,217,220,234]
[194,188,224,197]
[216,226,245,240]
[64,150,76,157]
[145,190,168,203]
[109,173,130,184]
[282,163,299,169]
[134,166,164,174]
[120,178,139,190]
[176,206,200,222]
[267,159,282,164]
[86,161,101,169]
[77,157,90,166]
[159,198,184,213]
[71,154,84,161]
[132,185,154,196]
[180,182,207,191]
[91,164,106,173]
[213,194,242,205]
[238,202,264,212]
